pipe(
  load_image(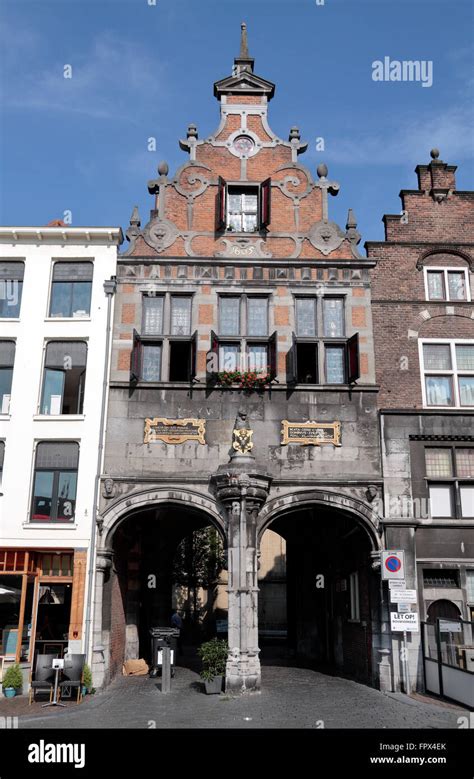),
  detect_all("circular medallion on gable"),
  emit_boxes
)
[232,135,256,156]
